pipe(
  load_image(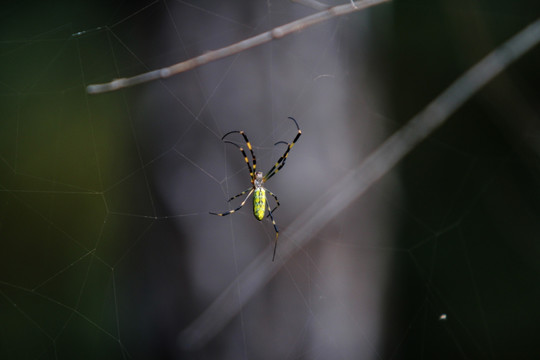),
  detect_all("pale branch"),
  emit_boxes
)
[177,17,540,350]
[86,0,389,94]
